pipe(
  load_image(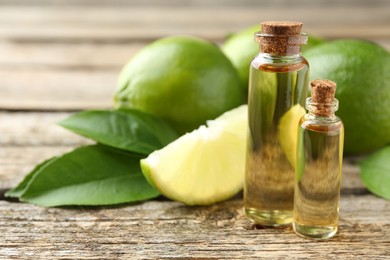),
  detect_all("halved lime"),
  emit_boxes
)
[141,105,247,205]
